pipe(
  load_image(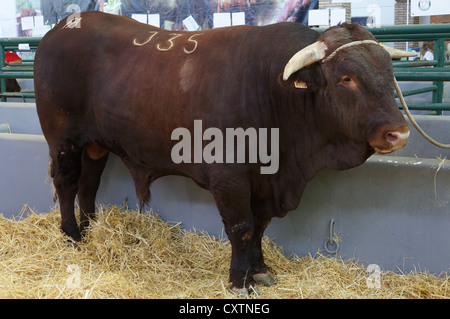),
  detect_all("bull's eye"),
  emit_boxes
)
[339,75,357,89]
